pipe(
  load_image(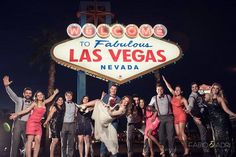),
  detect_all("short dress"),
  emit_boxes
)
[76,106,93,136]
[171,96,187,124]
[49,105,65,138]
[144,110,159,135]
[26,106,46,136]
